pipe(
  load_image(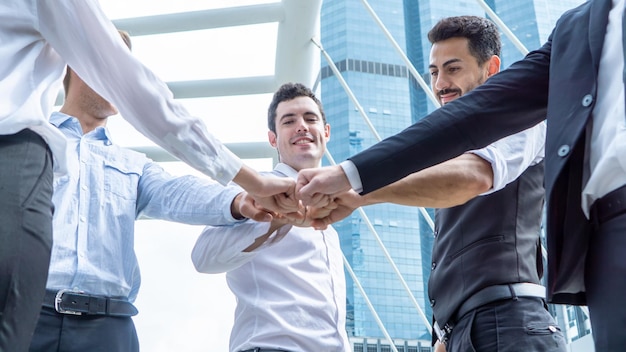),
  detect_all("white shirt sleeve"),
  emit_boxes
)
[191,221,292,274]
[340,160,363,193]
[469,121,546,195]
[36,0,242,185]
